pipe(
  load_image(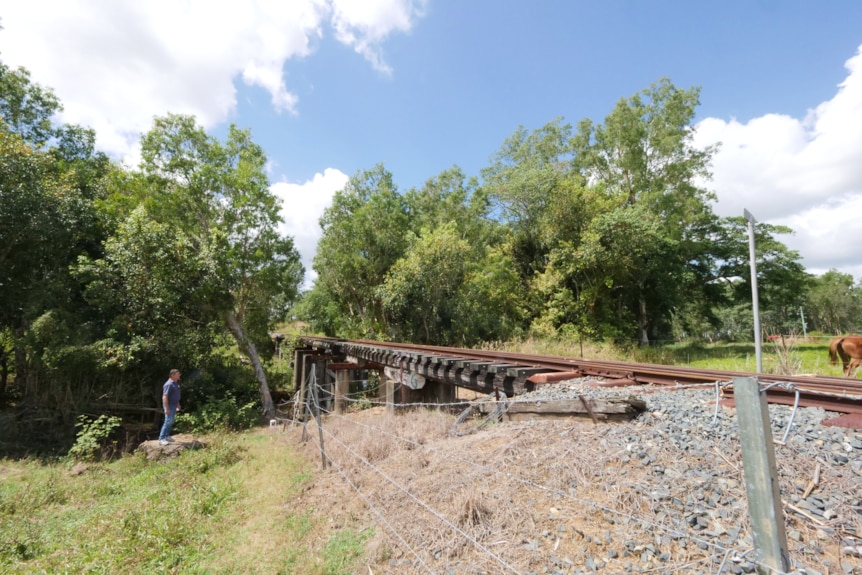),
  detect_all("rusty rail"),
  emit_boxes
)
[296,337,862,415]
